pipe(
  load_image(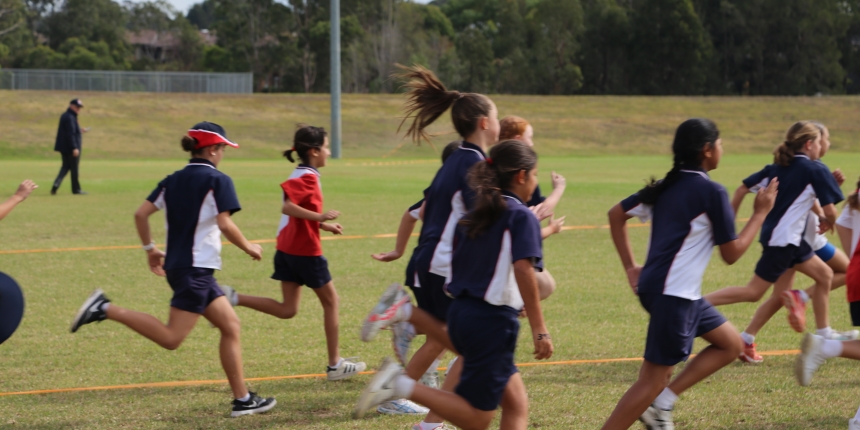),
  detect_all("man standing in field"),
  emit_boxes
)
[51,98,88,195]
